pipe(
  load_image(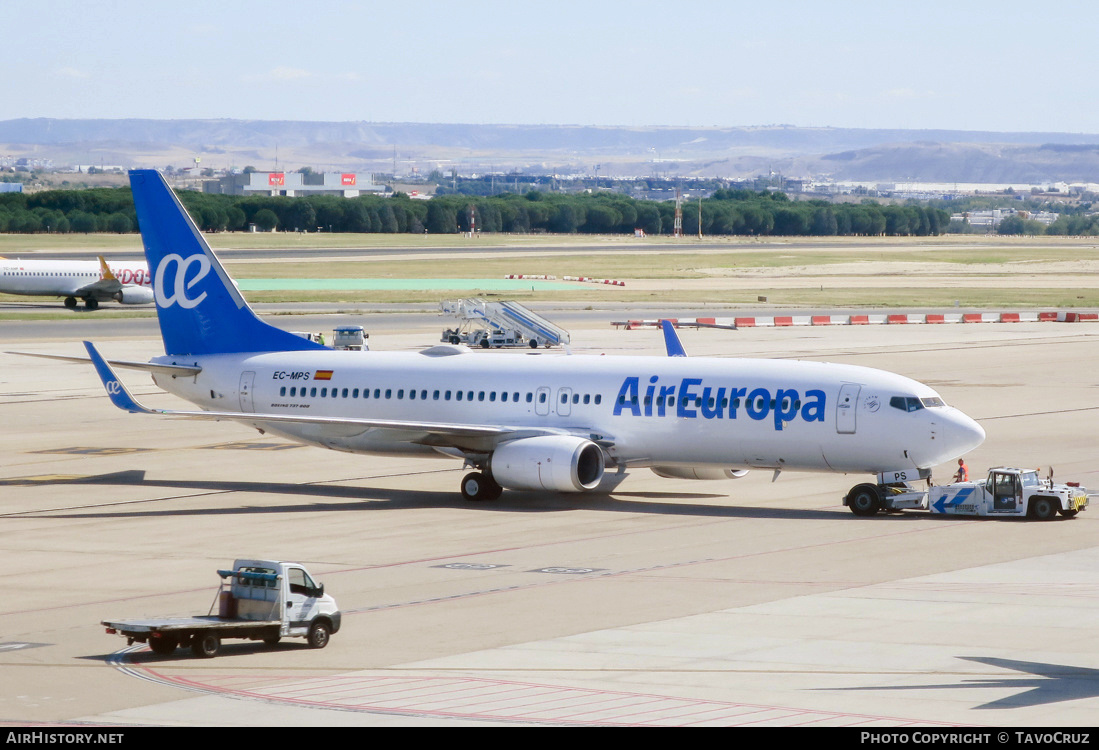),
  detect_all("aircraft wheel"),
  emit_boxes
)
[191,633,220,658]
[1029,497,1057,521]
[847,484,882,517]
[461,472,502,501]
[84,298,99,311]
[64,296,77,309]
